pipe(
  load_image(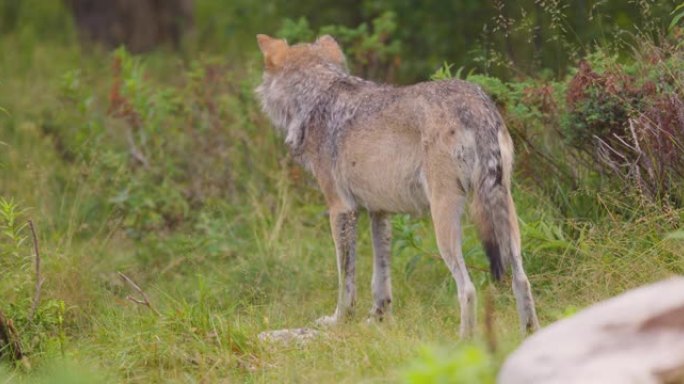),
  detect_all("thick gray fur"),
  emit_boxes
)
[256,36,540,337]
